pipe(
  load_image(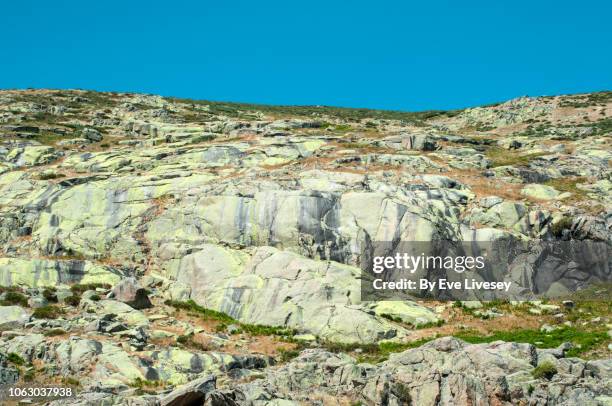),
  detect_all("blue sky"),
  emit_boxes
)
[1,1,610,111]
